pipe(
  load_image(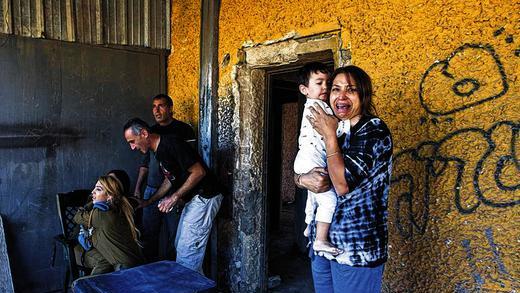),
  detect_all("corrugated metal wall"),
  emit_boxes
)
[0,0,170,49]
